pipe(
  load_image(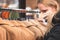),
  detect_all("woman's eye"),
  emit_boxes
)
[41,10,48,13]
